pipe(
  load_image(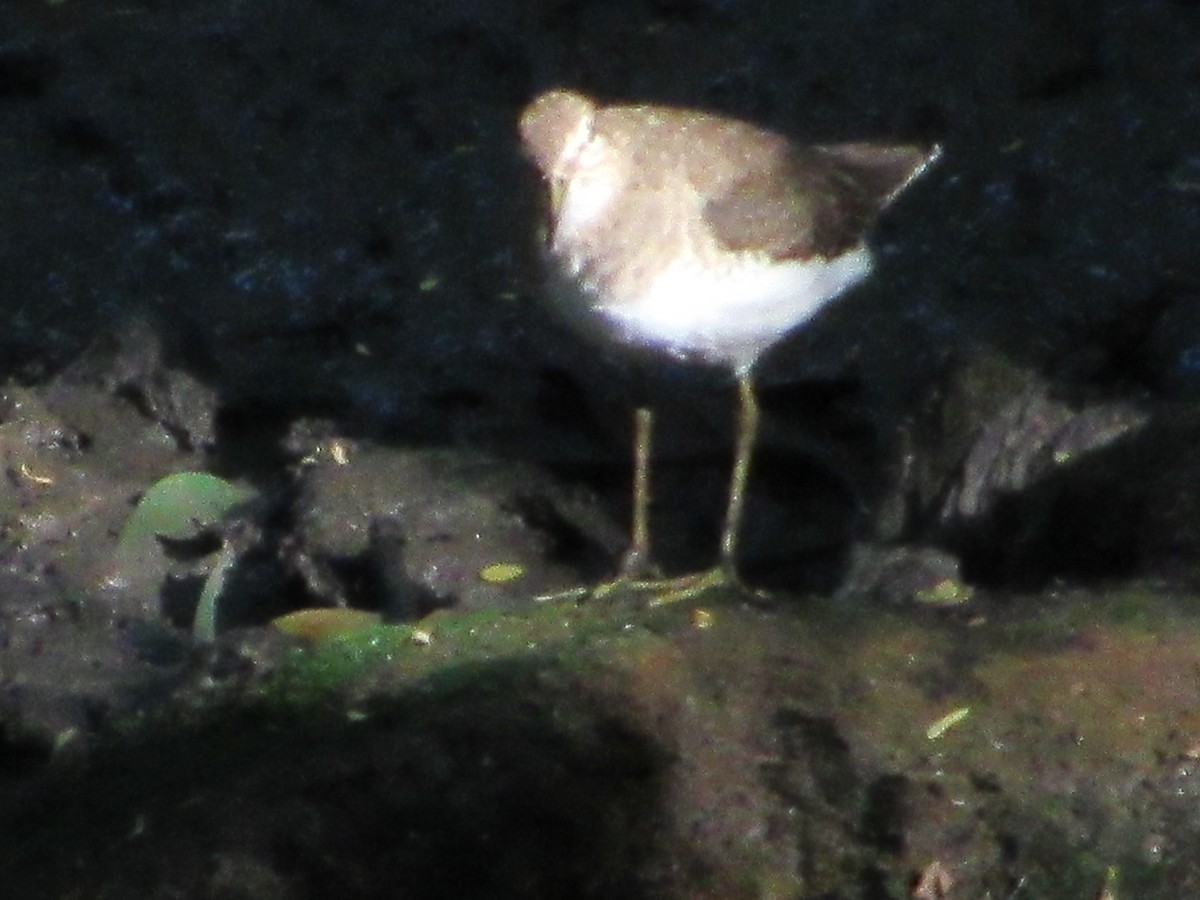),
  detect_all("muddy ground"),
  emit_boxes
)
[3,1,1200,897]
